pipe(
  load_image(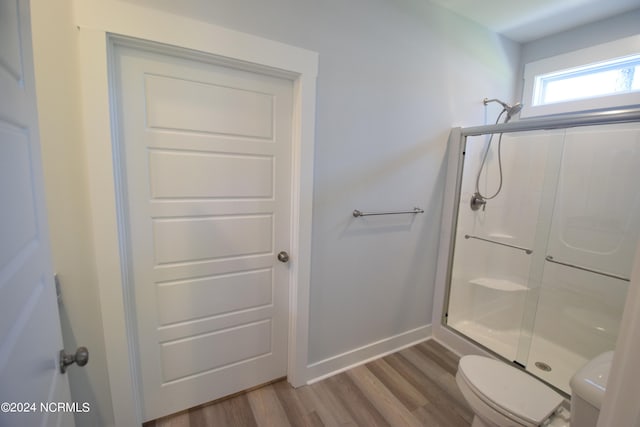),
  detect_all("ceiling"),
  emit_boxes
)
[428,0,640,43]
